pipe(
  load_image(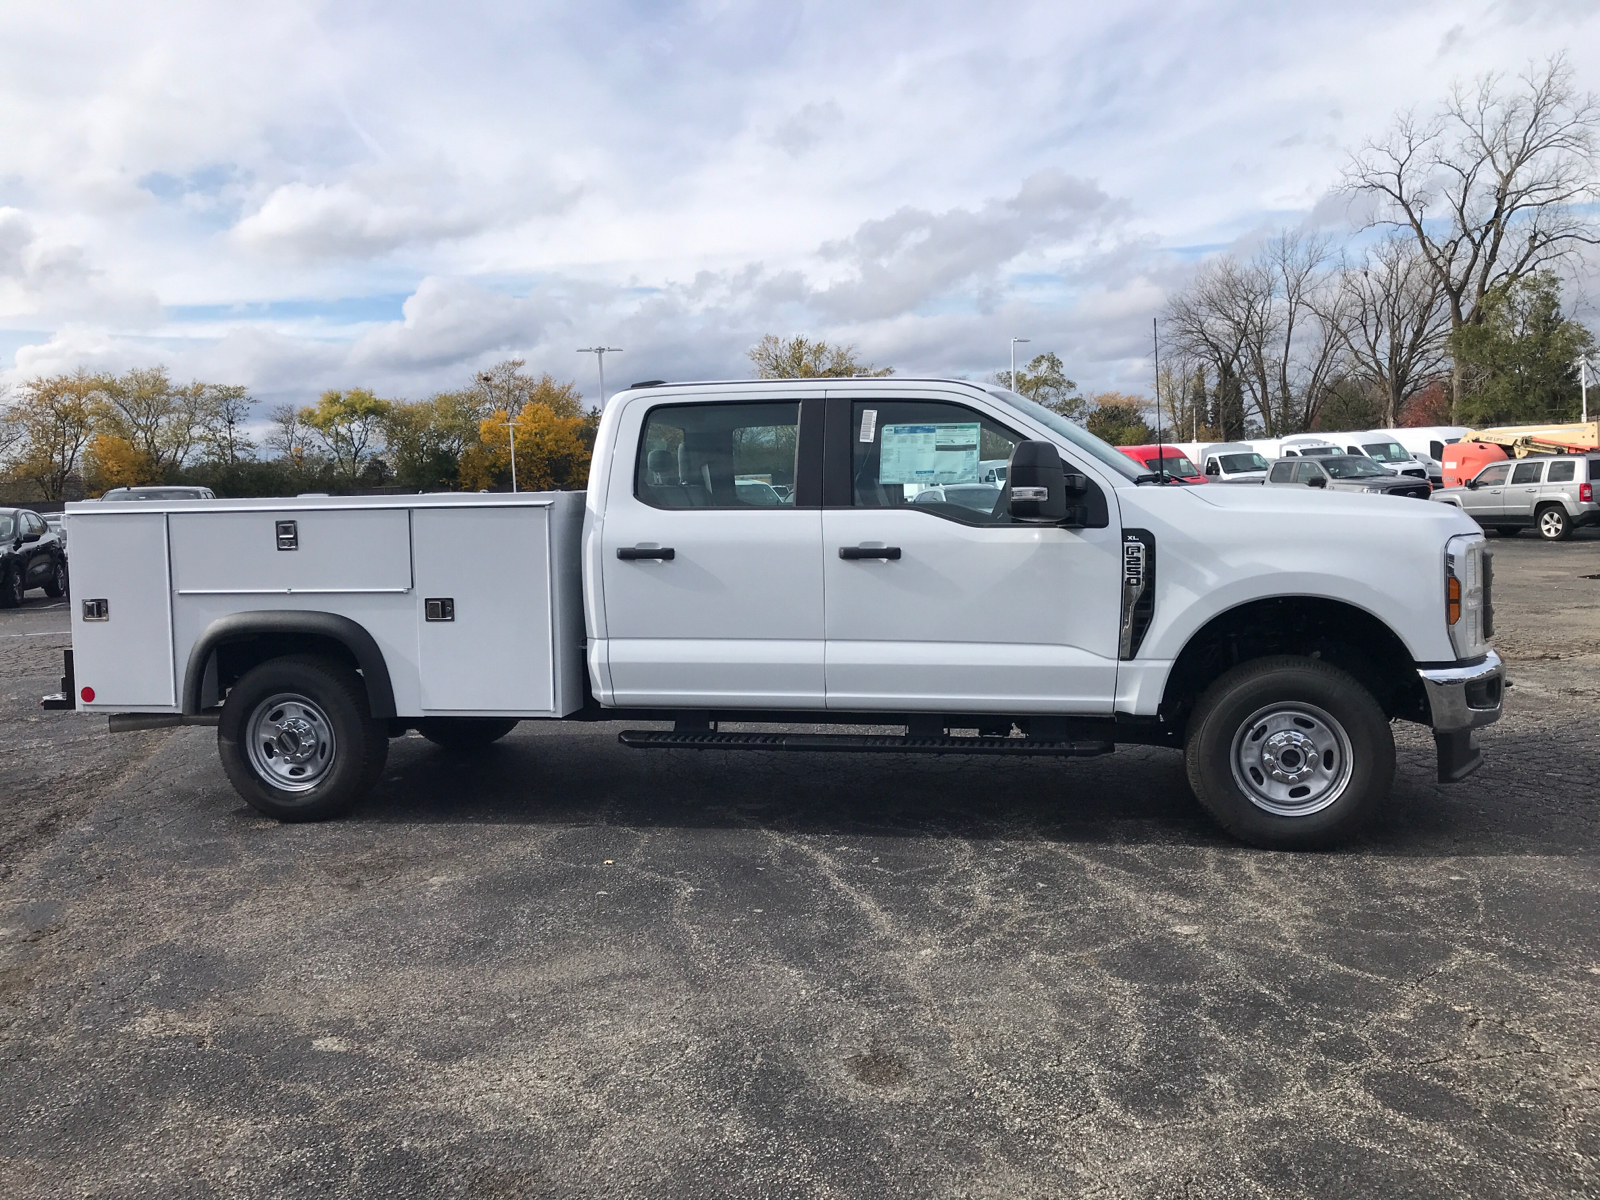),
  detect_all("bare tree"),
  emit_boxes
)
[1164,258,1256,439]
[266,403,307,463]
[1330,236,1451,427]
[1343,54,1600,414]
